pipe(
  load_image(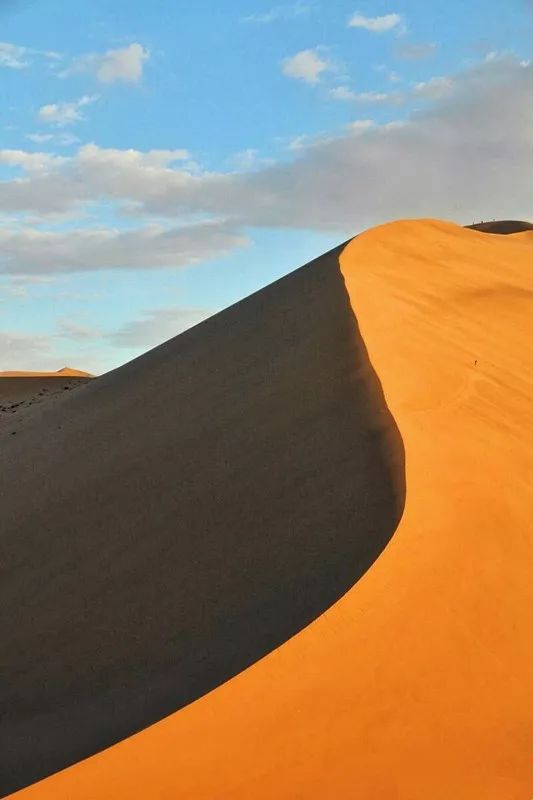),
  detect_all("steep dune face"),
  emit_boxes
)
[0,245,403,796]
[8,219,532,800]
